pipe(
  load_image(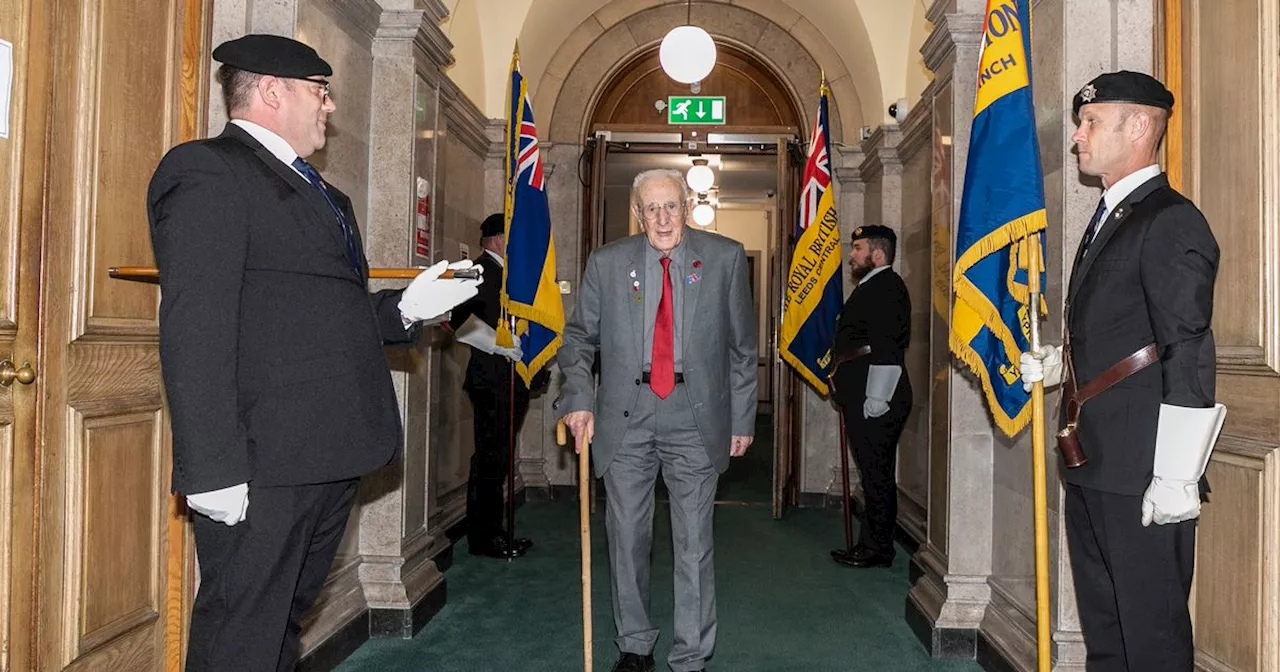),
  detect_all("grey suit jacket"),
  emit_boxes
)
[558,228,757,476]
